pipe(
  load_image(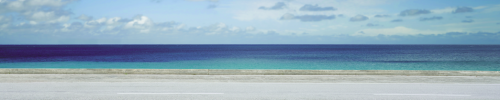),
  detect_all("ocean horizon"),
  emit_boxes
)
[1,45,499,71]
